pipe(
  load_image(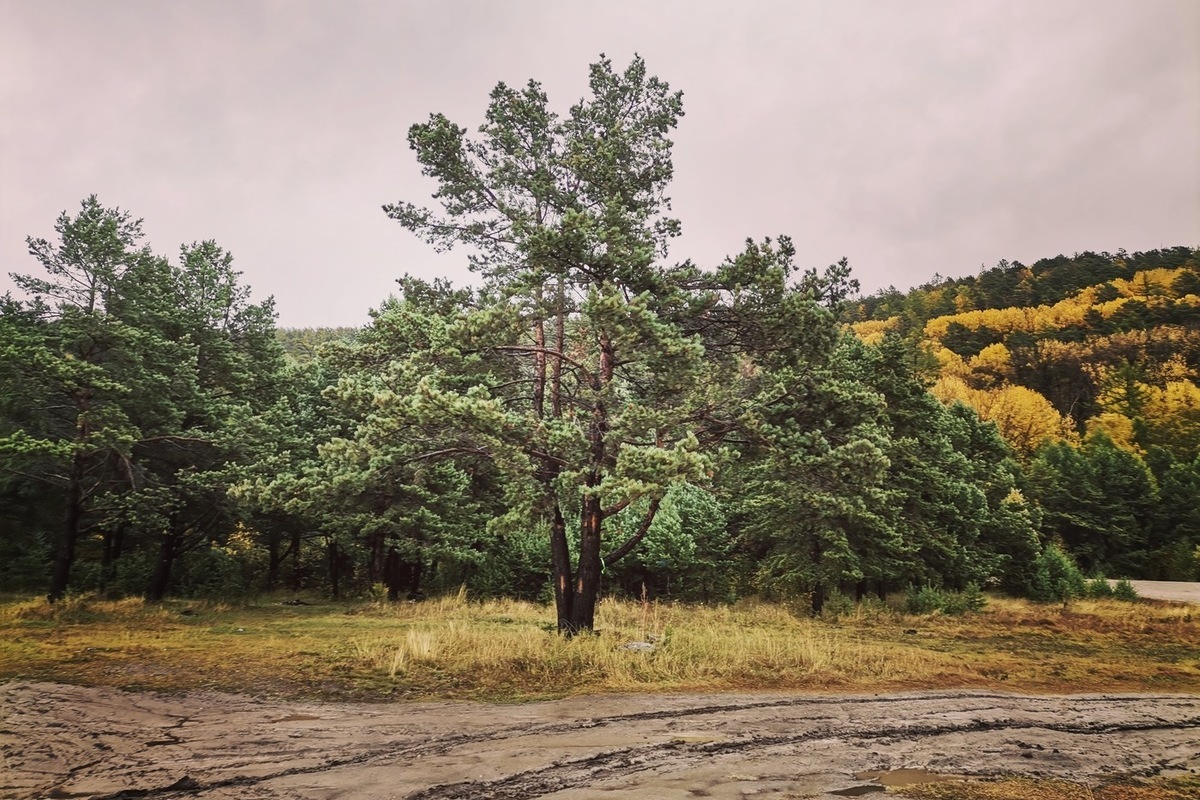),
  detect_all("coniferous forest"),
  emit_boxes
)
[3,57,1198,633]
